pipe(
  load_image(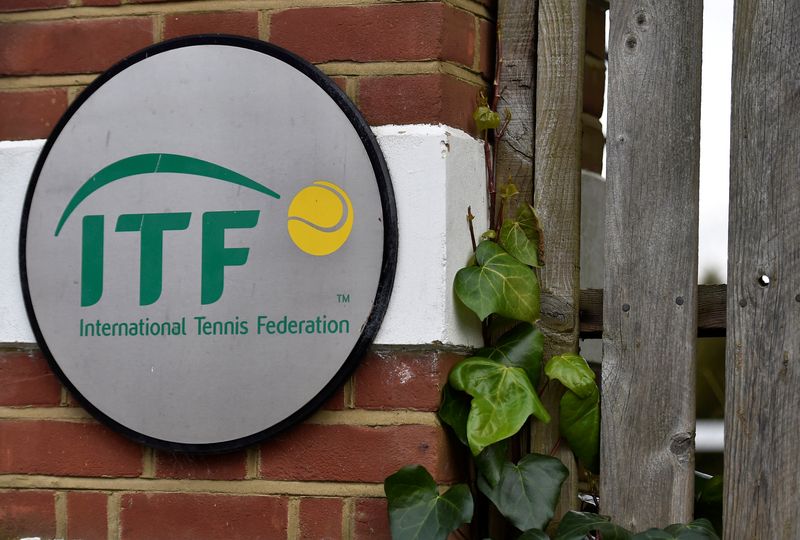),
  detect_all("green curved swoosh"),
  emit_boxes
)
[54,153,280,236]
